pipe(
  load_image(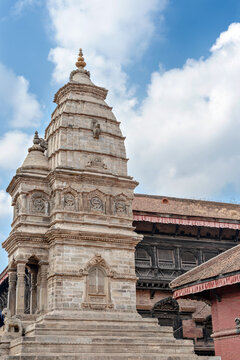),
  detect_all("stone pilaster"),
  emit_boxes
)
[39,261,48,312]
[15,262,26,315]
[7,268,17,316]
